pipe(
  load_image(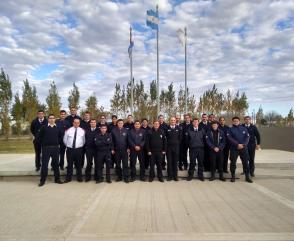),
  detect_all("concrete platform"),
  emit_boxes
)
[0,150,294,241]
